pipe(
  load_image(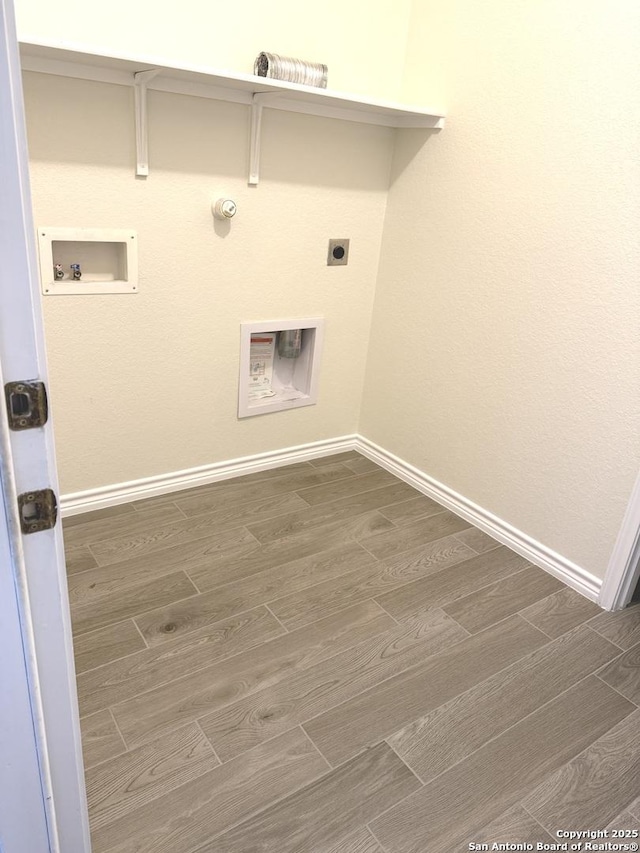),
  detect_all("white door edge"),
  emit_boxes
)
[599,468,640,610]
[0,356,59,852]
[0,0,90,849]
